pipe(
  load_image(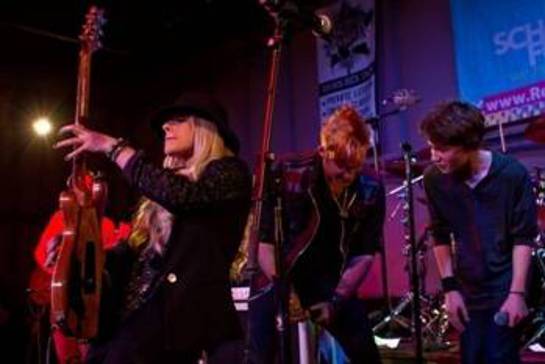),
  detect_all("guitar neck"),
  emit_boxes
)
[71,44,95,187]
[75,50,92,123]
[69,5,105,190]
